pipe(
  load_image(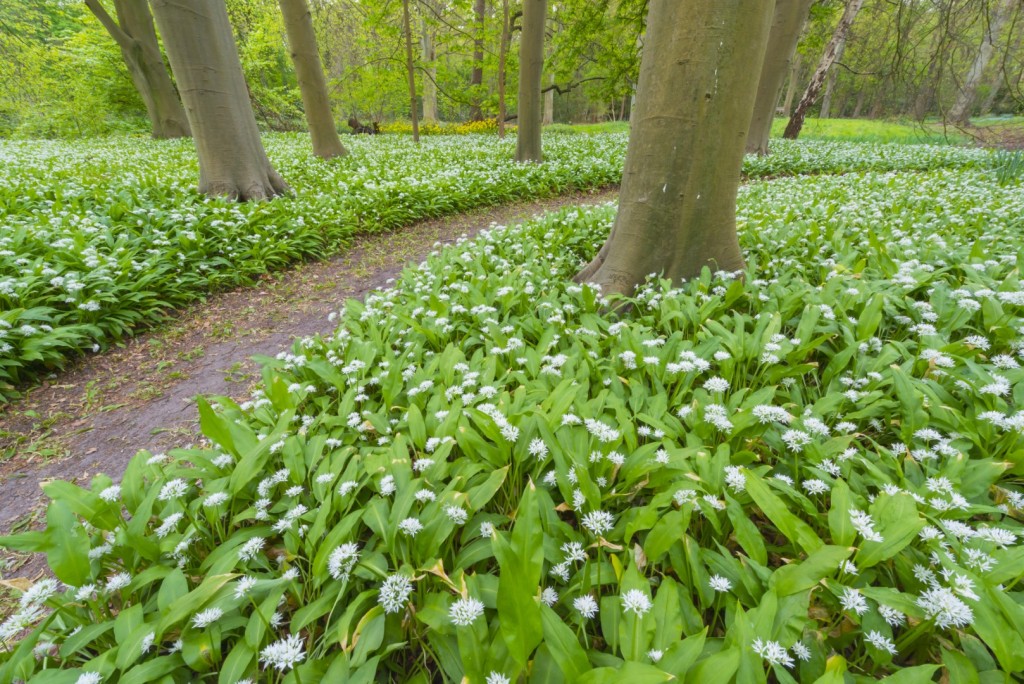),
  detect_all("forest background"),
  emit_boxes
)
[1,0,1021,140]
